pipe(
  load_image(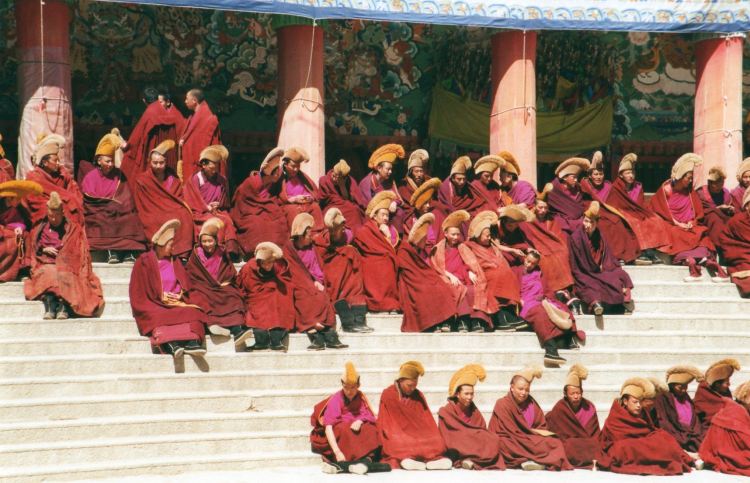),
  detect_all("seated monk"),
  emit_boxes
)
[318,160,366,230]
[132,140,194,258]
[568,202,634,315]
[230,147,288,255]
[653,365,707,453]
[359,144,408,232]
[649,153,729,283]
[236,242,293,352]
[274,147,324,234]
[699,380,750,476]
[471,155,511,212]
[696,166,735,253]
[310,362,390,475]
[24,192,104,320]
[488,365,572,471]
[730,157,750,210]
[397,149,441,208]
[78,129,147,263]
[377,361,451,470]
[402,178,444,253]
[438,156,489,216]
[598,377,694,475]
[498,150,537,206]
[185,218,251,351]
[0,181,39,282]
[183,144,241,260]
[352,191,400,312]
[721,186,750,297]
[129,219,207,359]
[695,358,740,426]
[397,213,459,332]
[546,157,591,235]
